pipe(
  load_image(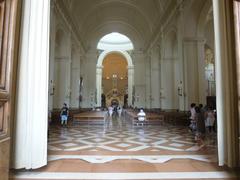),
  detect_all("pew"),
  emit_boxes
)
[73,111,107,125]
